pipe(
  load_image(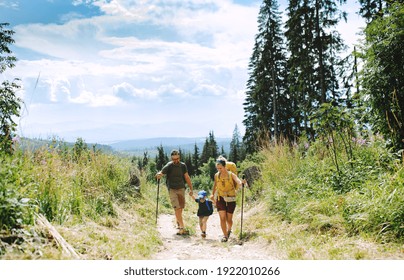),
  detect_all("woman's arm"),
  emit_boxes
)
[210,178,217,201]
[232,172,242,190]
